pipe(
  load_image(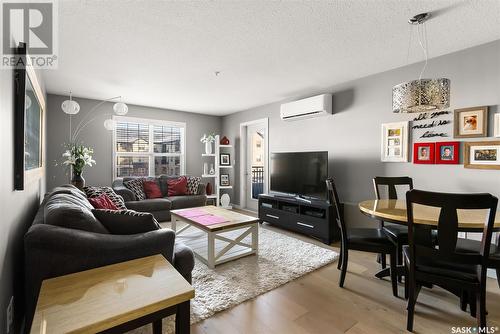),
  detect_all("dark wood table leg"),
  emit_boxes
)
[175,301,190,334]
[153,319,162,334]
